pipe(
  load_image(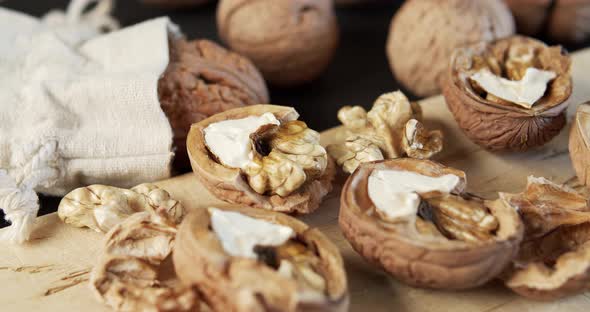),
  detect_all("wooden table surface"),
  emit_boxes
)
[2,49,590,312]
